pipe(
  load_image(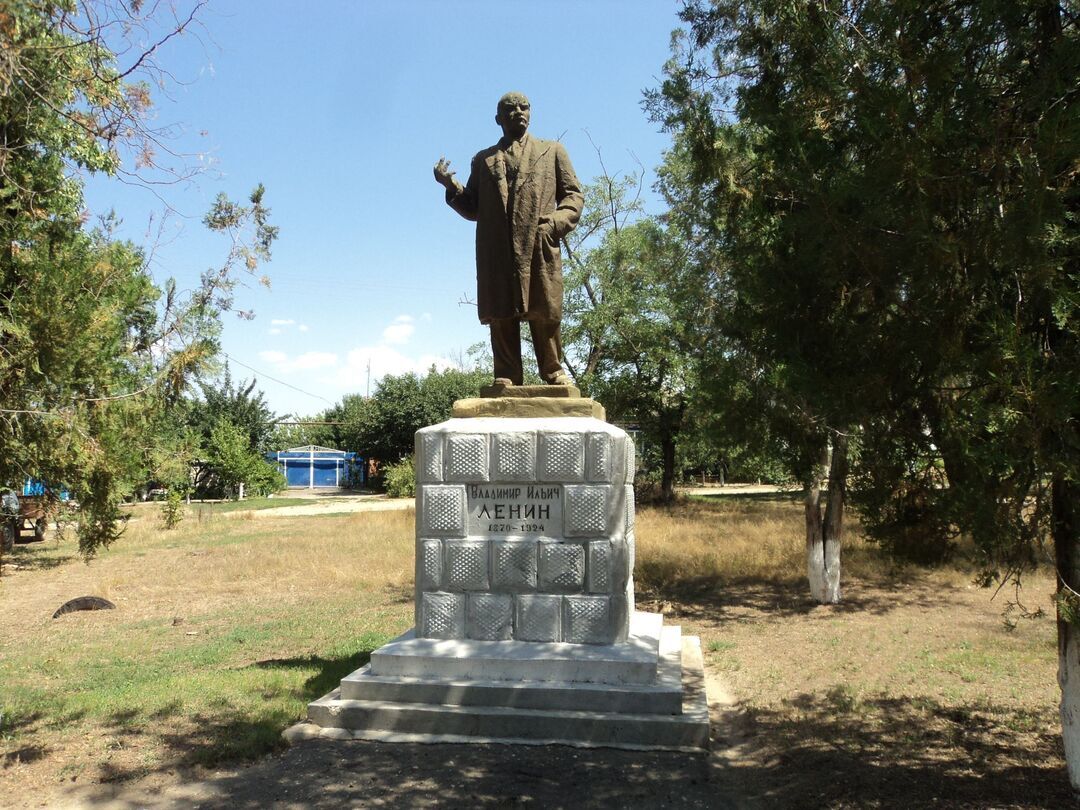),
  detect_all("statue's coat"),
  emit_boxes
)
[447,135,583,324]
